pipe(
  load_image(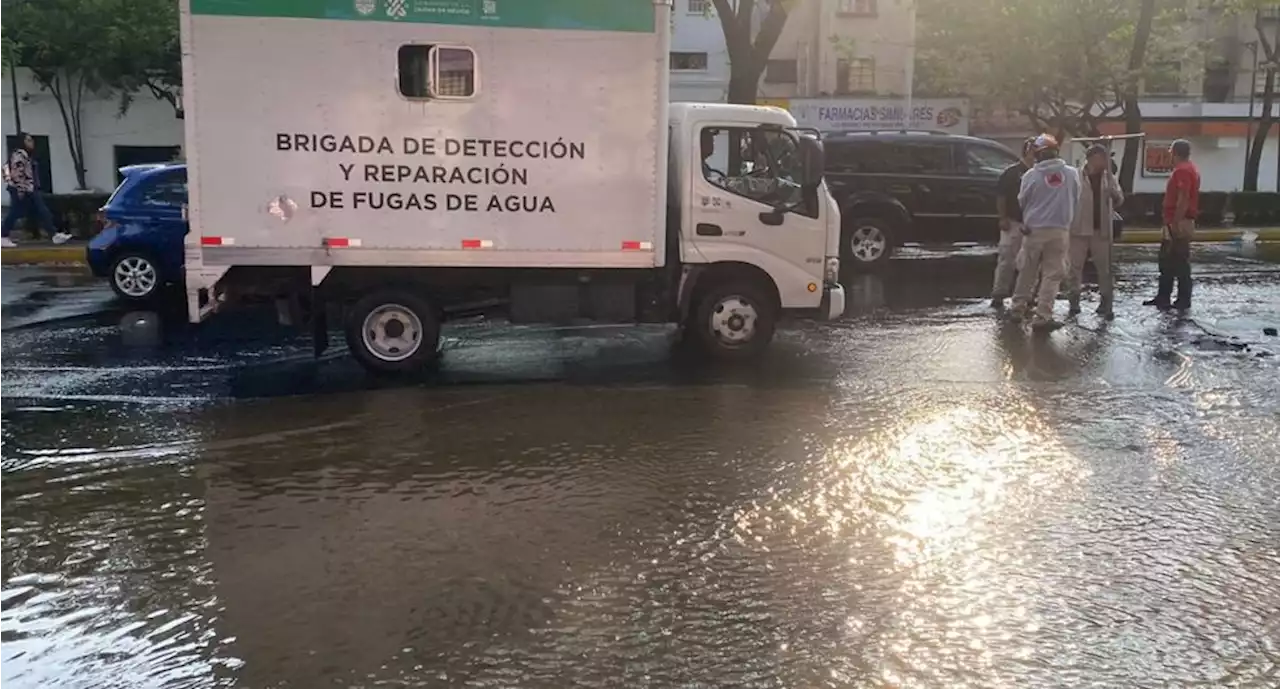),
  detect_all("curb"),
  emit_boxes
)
[1,245,88,266]
[1117,227,1280,244]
